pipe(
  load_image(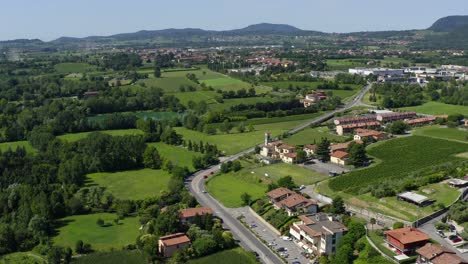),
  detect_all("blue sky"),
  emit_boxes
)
[1,0,467,41]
